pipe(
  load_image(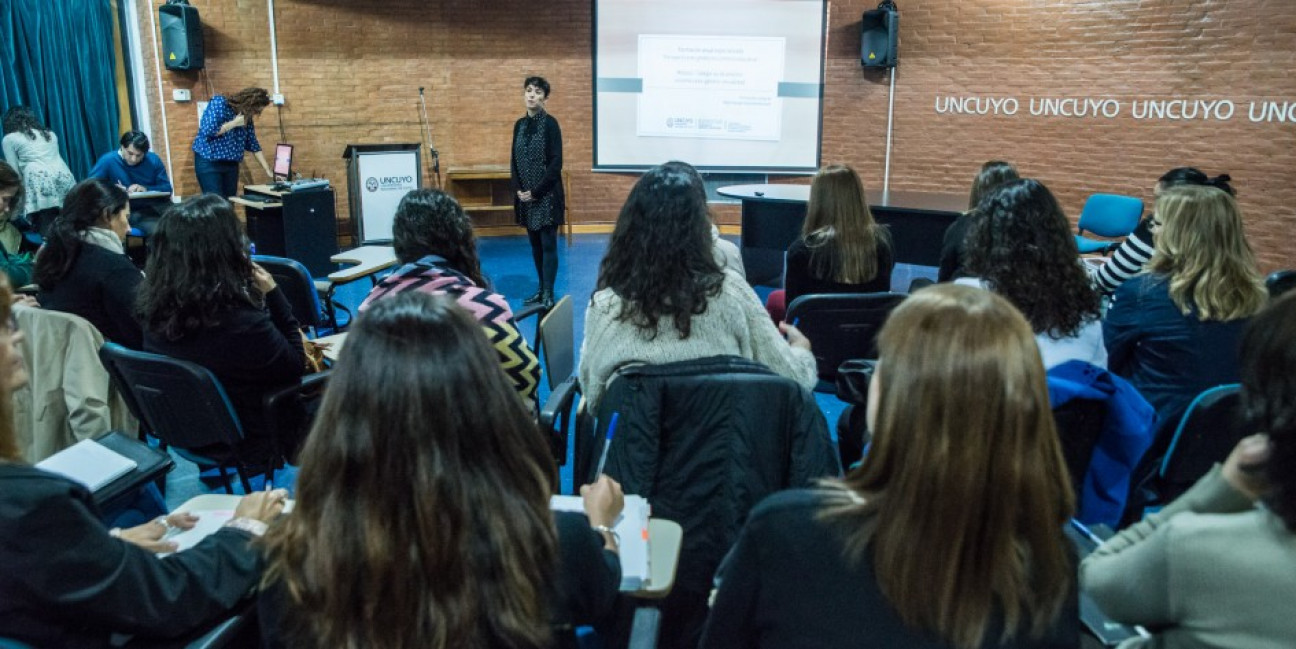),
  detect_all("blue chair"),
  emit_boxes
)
[1266,269,1296,299]
[1156,384,1249,503]
[1075,194,1144,255]
[252,254,329,336]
